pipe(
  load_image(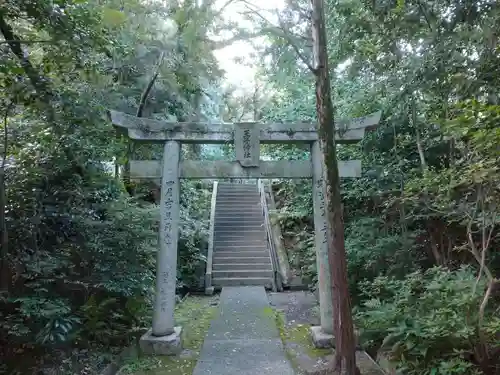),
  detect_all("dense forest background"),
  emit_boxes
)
[0,0,499,374]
